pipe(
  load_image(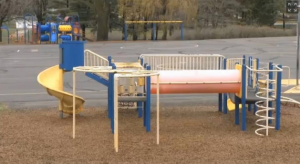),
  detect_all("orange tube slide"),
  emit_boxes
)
[151,70,241,94]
